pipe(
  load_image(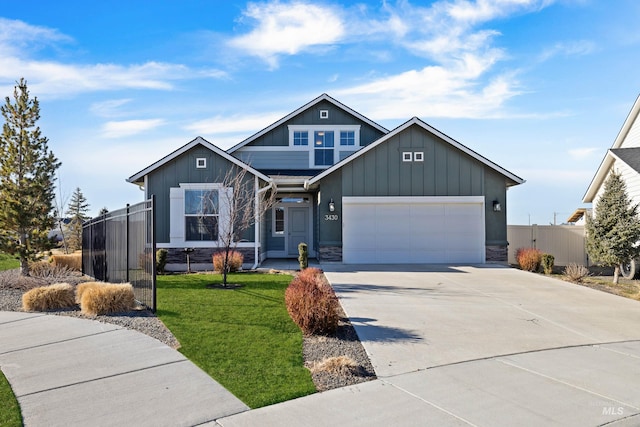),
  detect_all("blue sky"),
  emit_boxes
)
[2,0,640,224]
